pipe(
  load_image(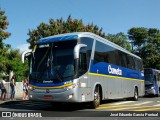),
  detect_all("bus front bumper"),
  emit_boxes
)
[145,89,156,95]
[28,88,79,103]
